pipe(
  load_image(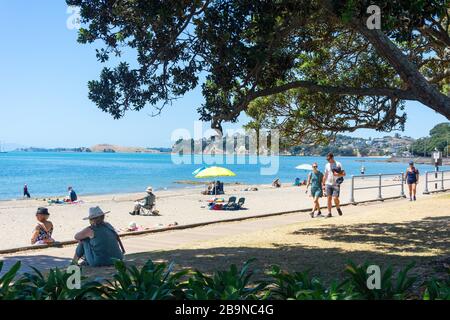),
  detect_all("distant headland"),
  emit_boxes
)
[15,144,172,154]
